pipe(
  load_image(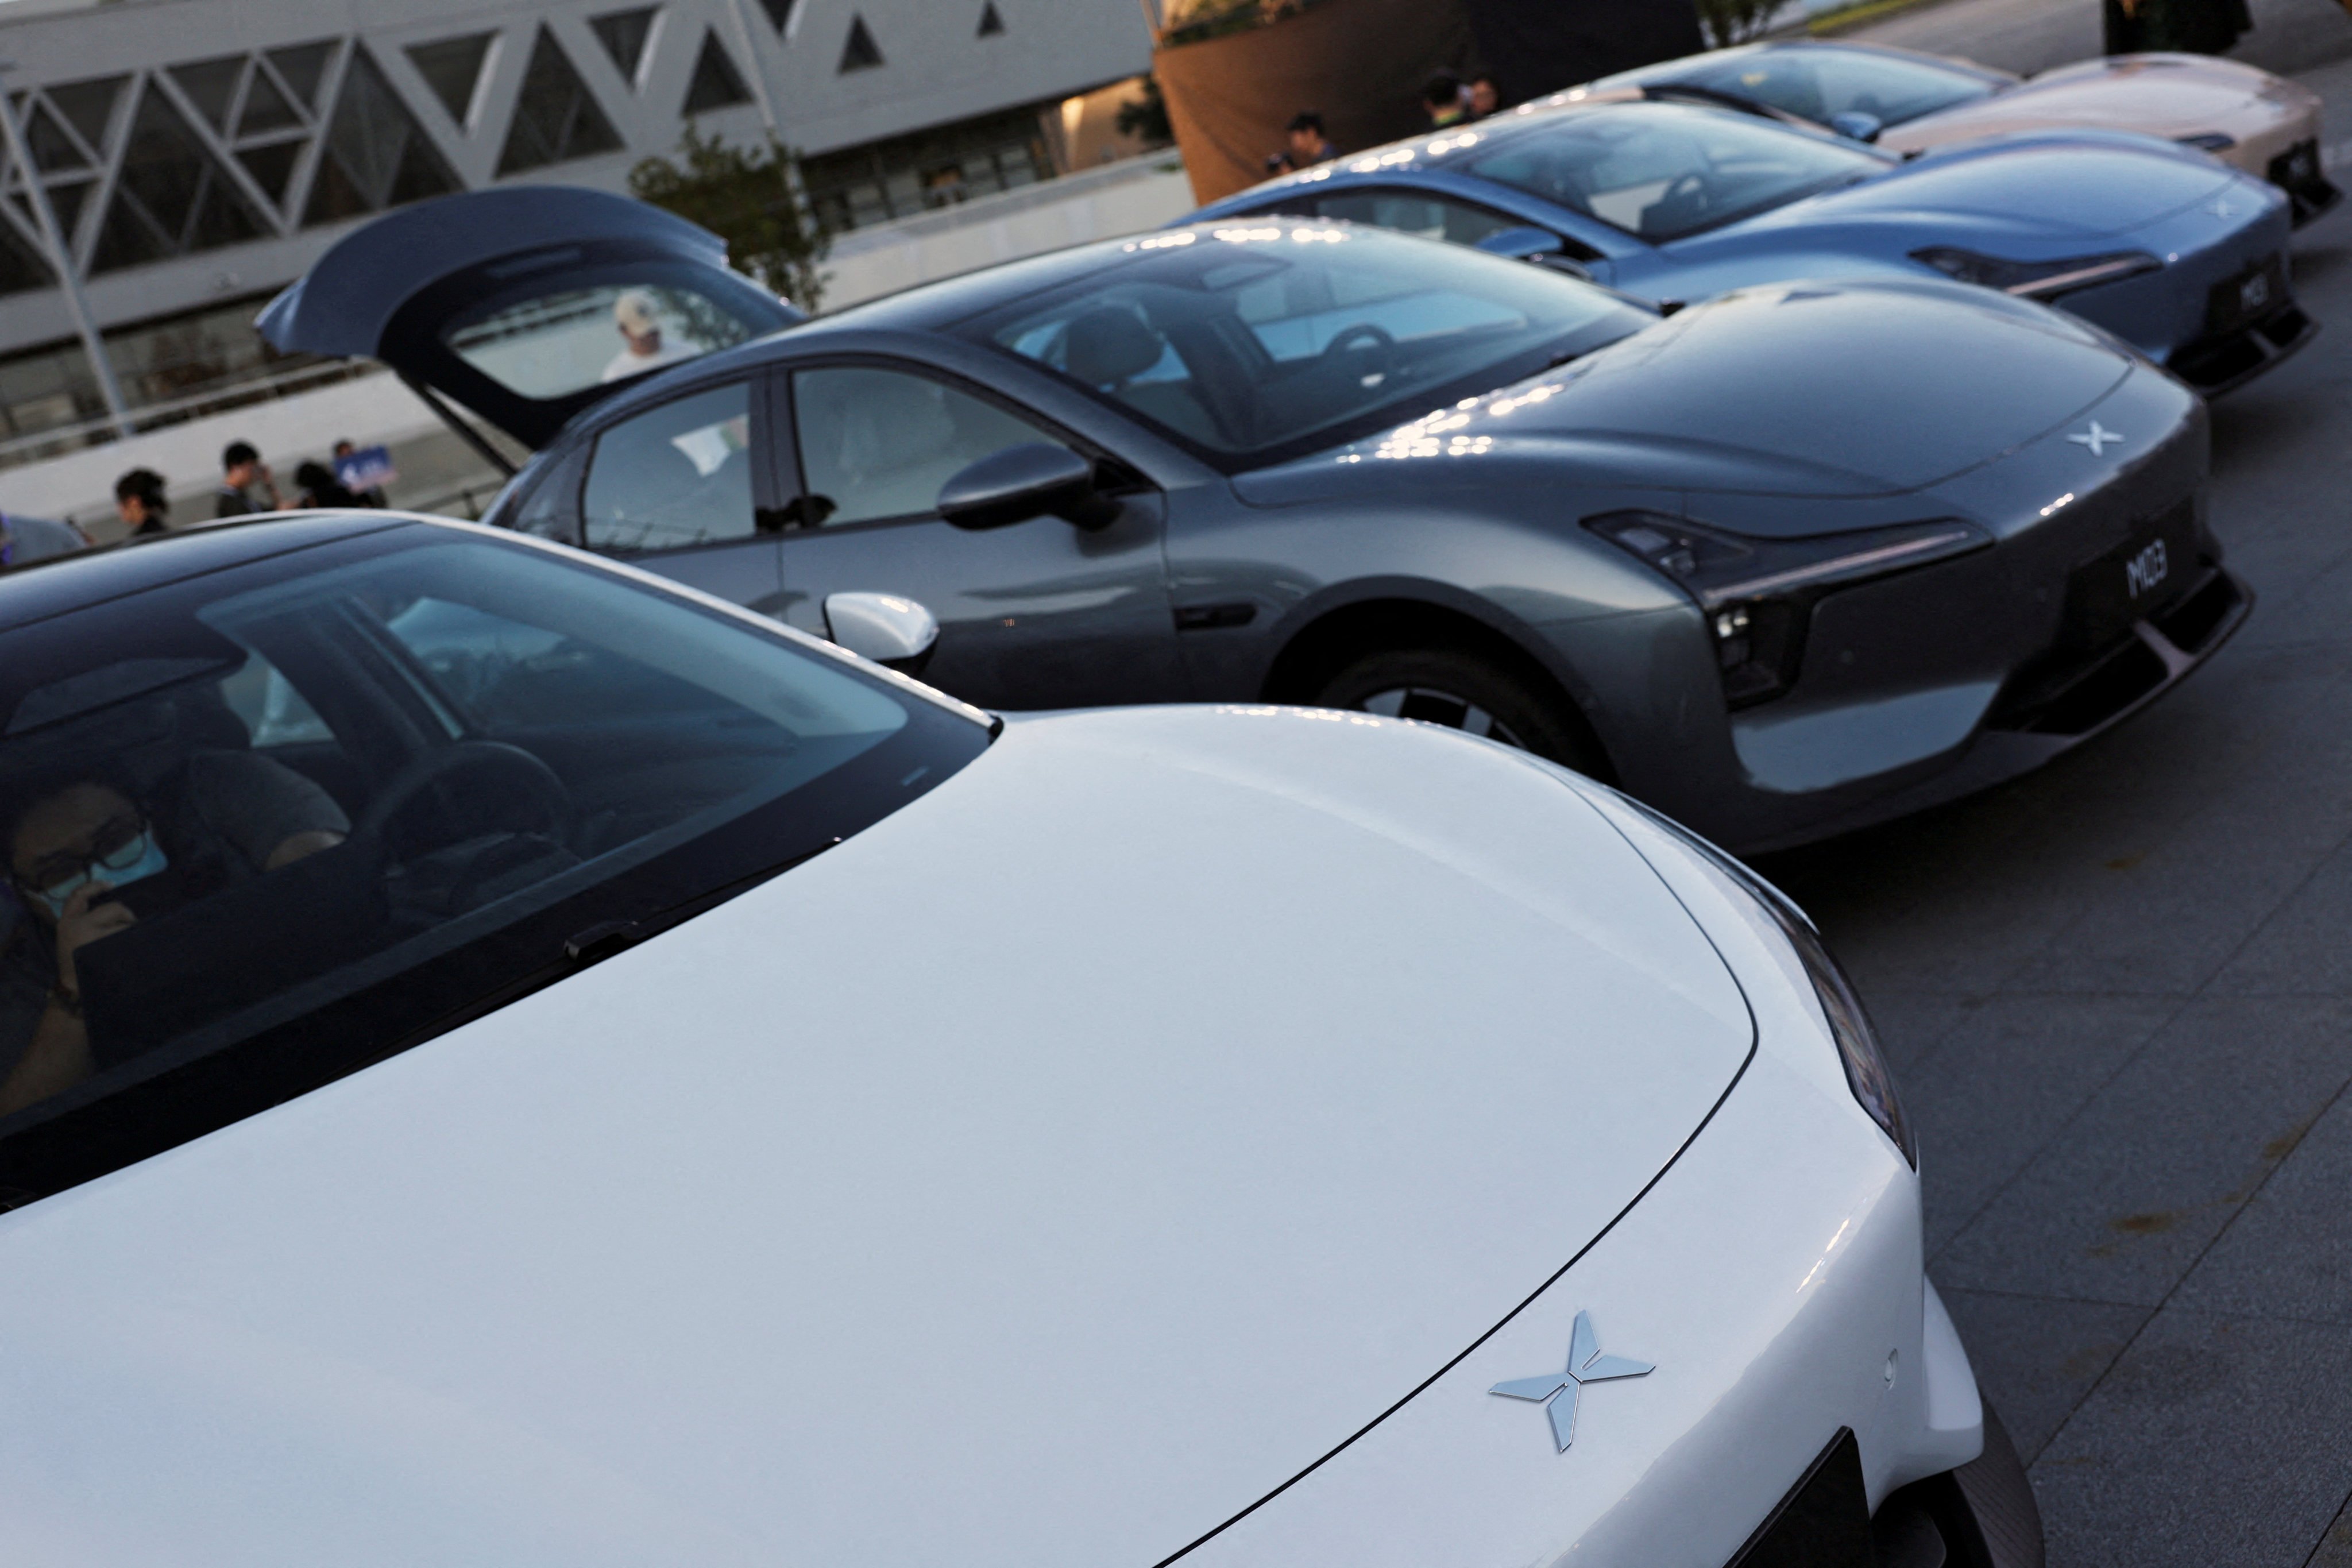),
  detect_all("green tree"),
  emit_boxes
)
[628,124,828,313]
[1115,76,1174,148]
